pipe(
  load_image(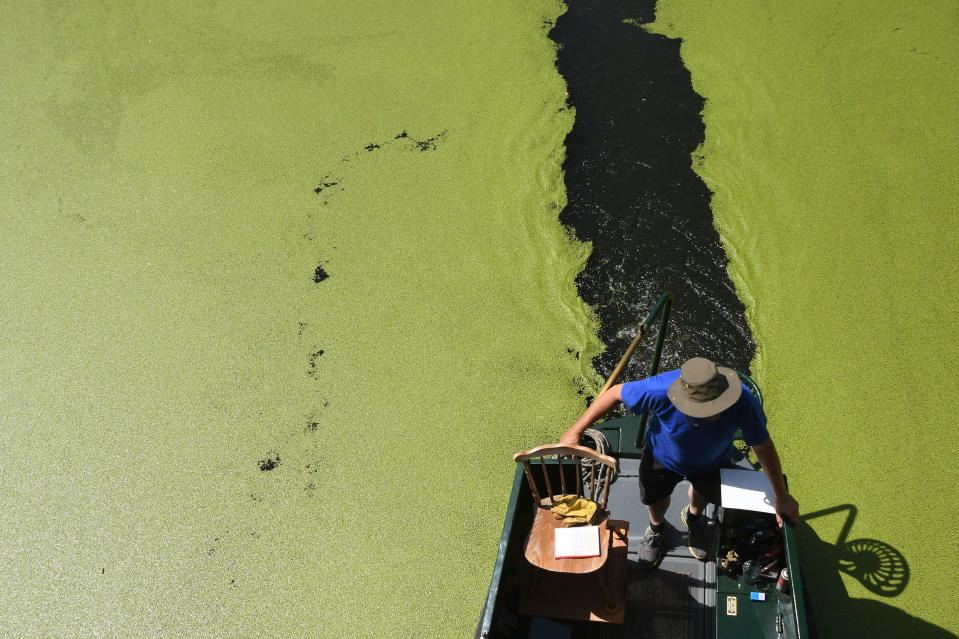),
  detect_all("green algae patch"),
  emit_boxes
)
[0,2,600,636]
[647,2,959,636]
